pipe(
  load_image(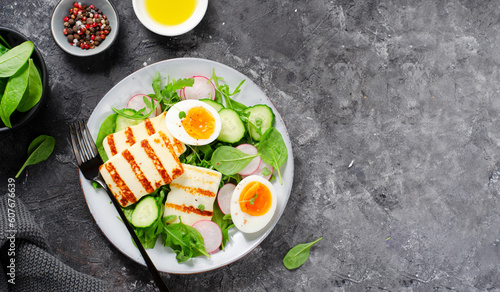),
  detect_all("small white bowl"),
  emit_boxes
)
[132,0,208,36]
